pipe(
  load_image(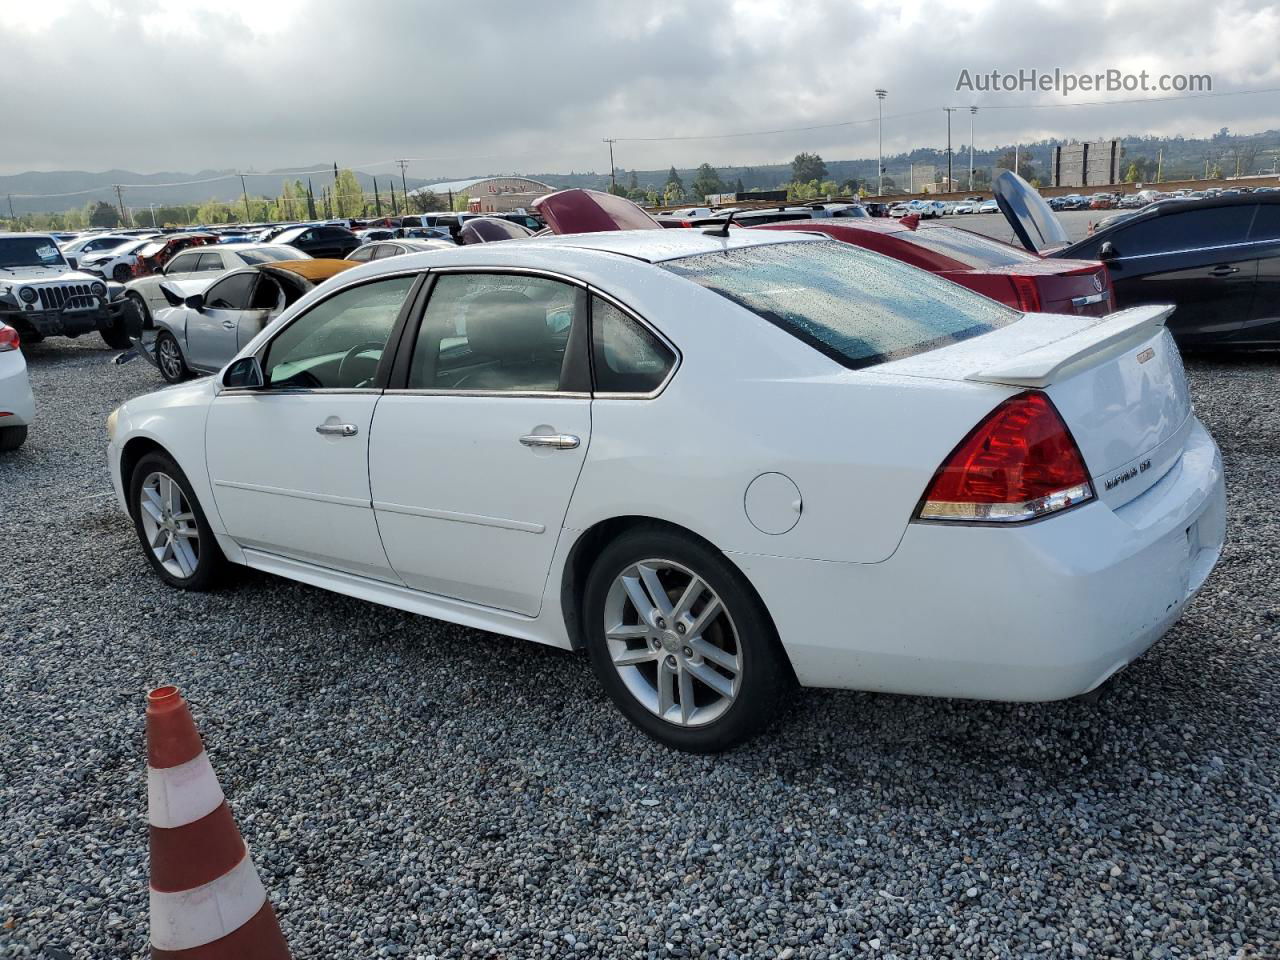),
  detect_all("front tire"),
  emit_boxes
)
[0,425,28,451]
[154,331,189,383]
[583,526,793,752]
[129,451,226,590]
[112,264,133,283]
